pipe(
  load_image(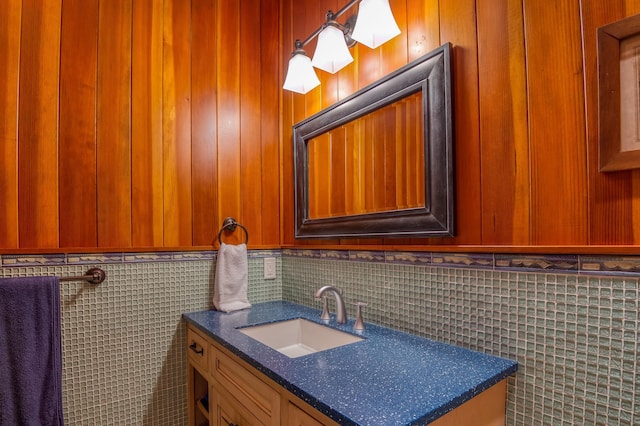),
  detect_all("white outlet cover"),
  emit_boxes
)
[264,257,276,279]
